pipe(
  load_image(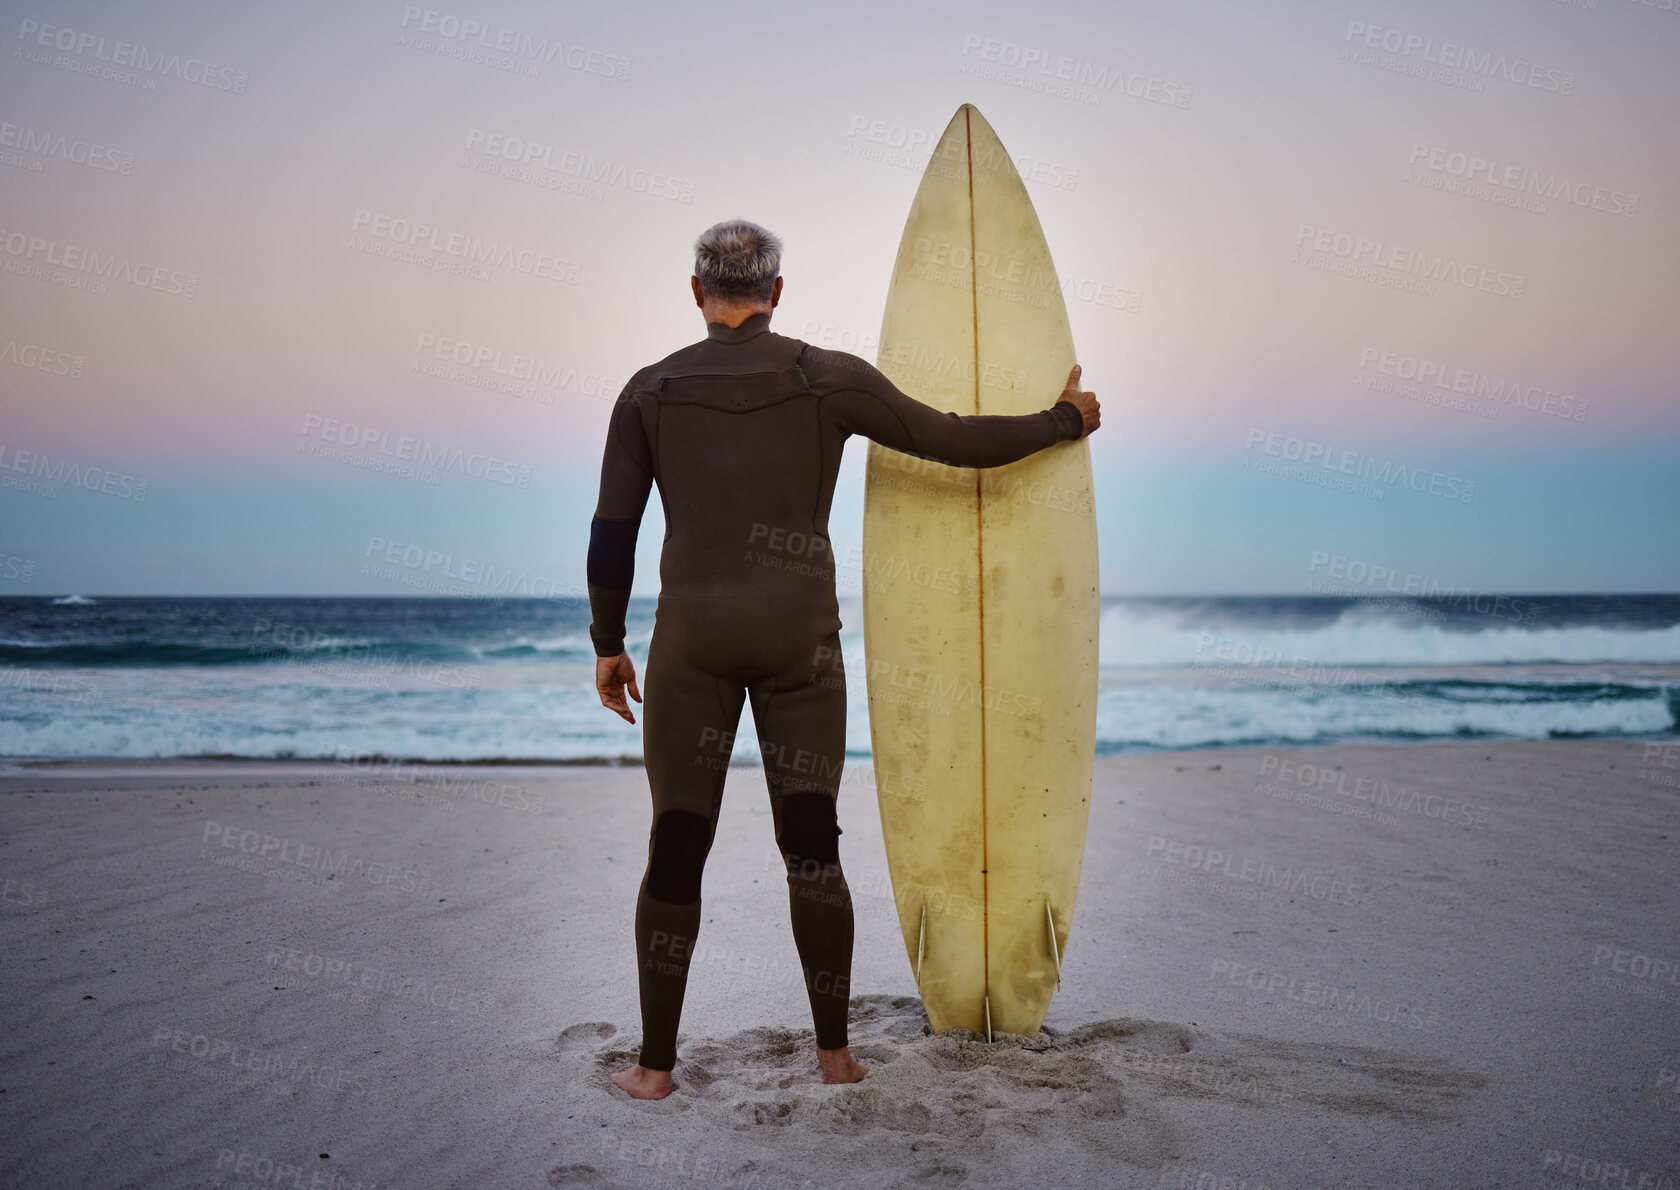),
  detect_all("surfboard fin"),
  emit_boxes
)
[983,993,992,1043]
[1046,899,1062,988]
[915,903,927,992]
